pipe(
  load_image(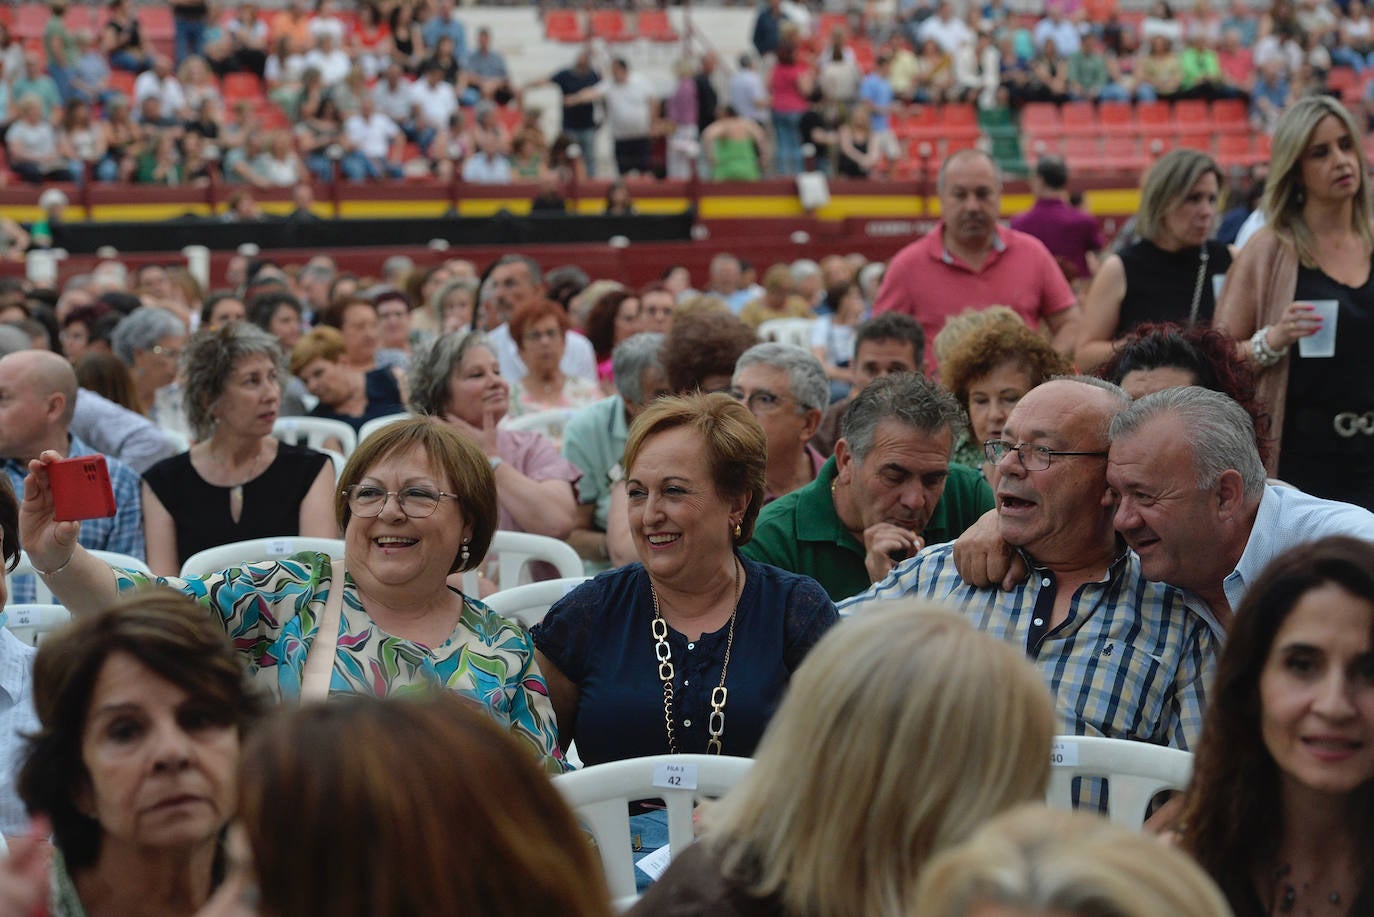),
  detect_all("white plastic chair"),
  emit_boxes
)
[482,576,589,628]
[9,550,152,605]
[4,604,71,646]
[757,317,816,349]
[179,537,346,579]
[554,754,754,909]
[1044,735,1194,829]
[461,530,584,595]
[357,412,412,446]
[273,416,358,459]
[502,407,575,440]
